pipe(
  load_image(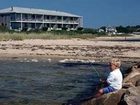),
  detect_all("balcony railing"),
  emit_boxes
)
[11,17,79,24]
